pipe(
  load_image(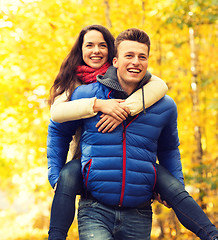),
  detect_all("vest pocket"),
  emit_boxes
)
[152,164,157,190]
[82,159,92,188]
